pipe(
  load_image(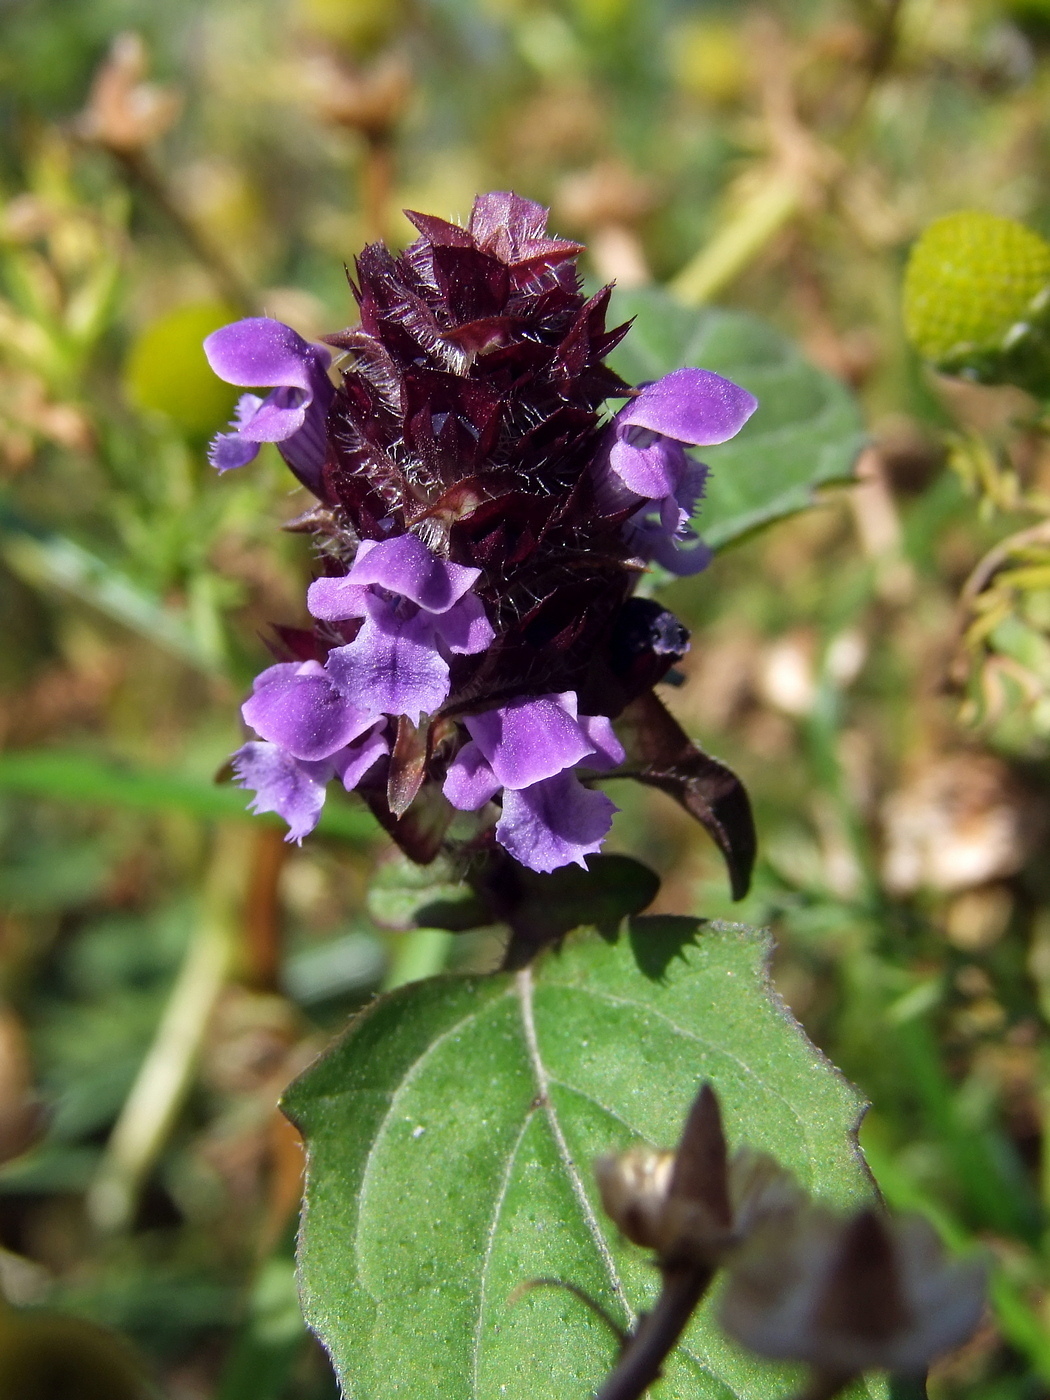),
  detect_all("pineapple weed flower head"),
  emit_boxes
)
[205,193,757,876]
